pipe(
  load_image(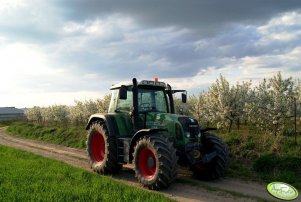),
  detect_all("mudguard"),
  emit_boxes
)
[86,113,119,137]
